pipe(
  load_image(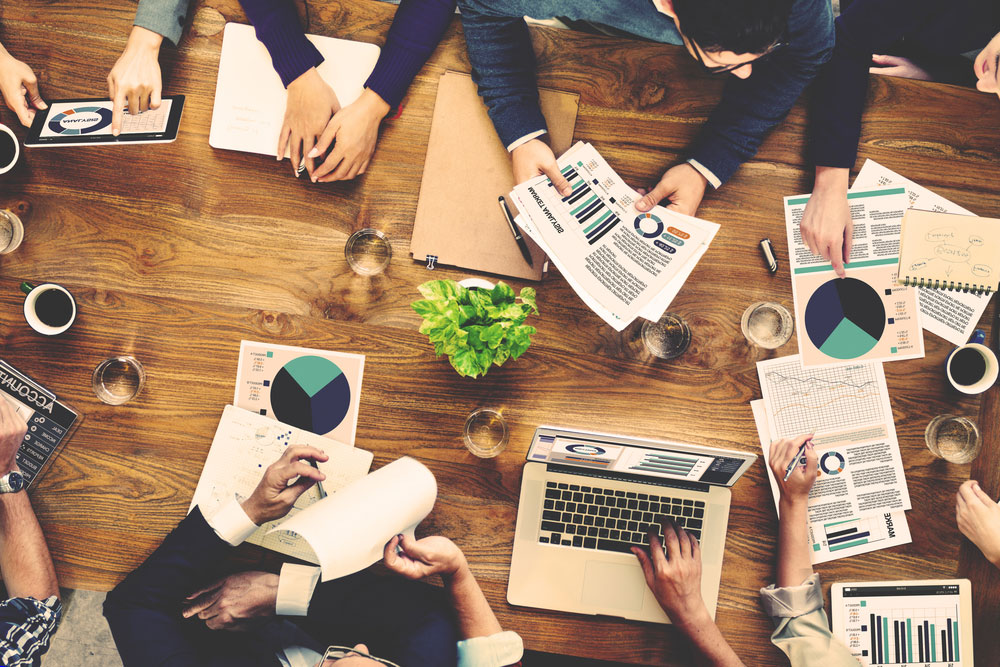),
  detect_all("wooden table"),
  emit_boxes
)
[2,1,999,664]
